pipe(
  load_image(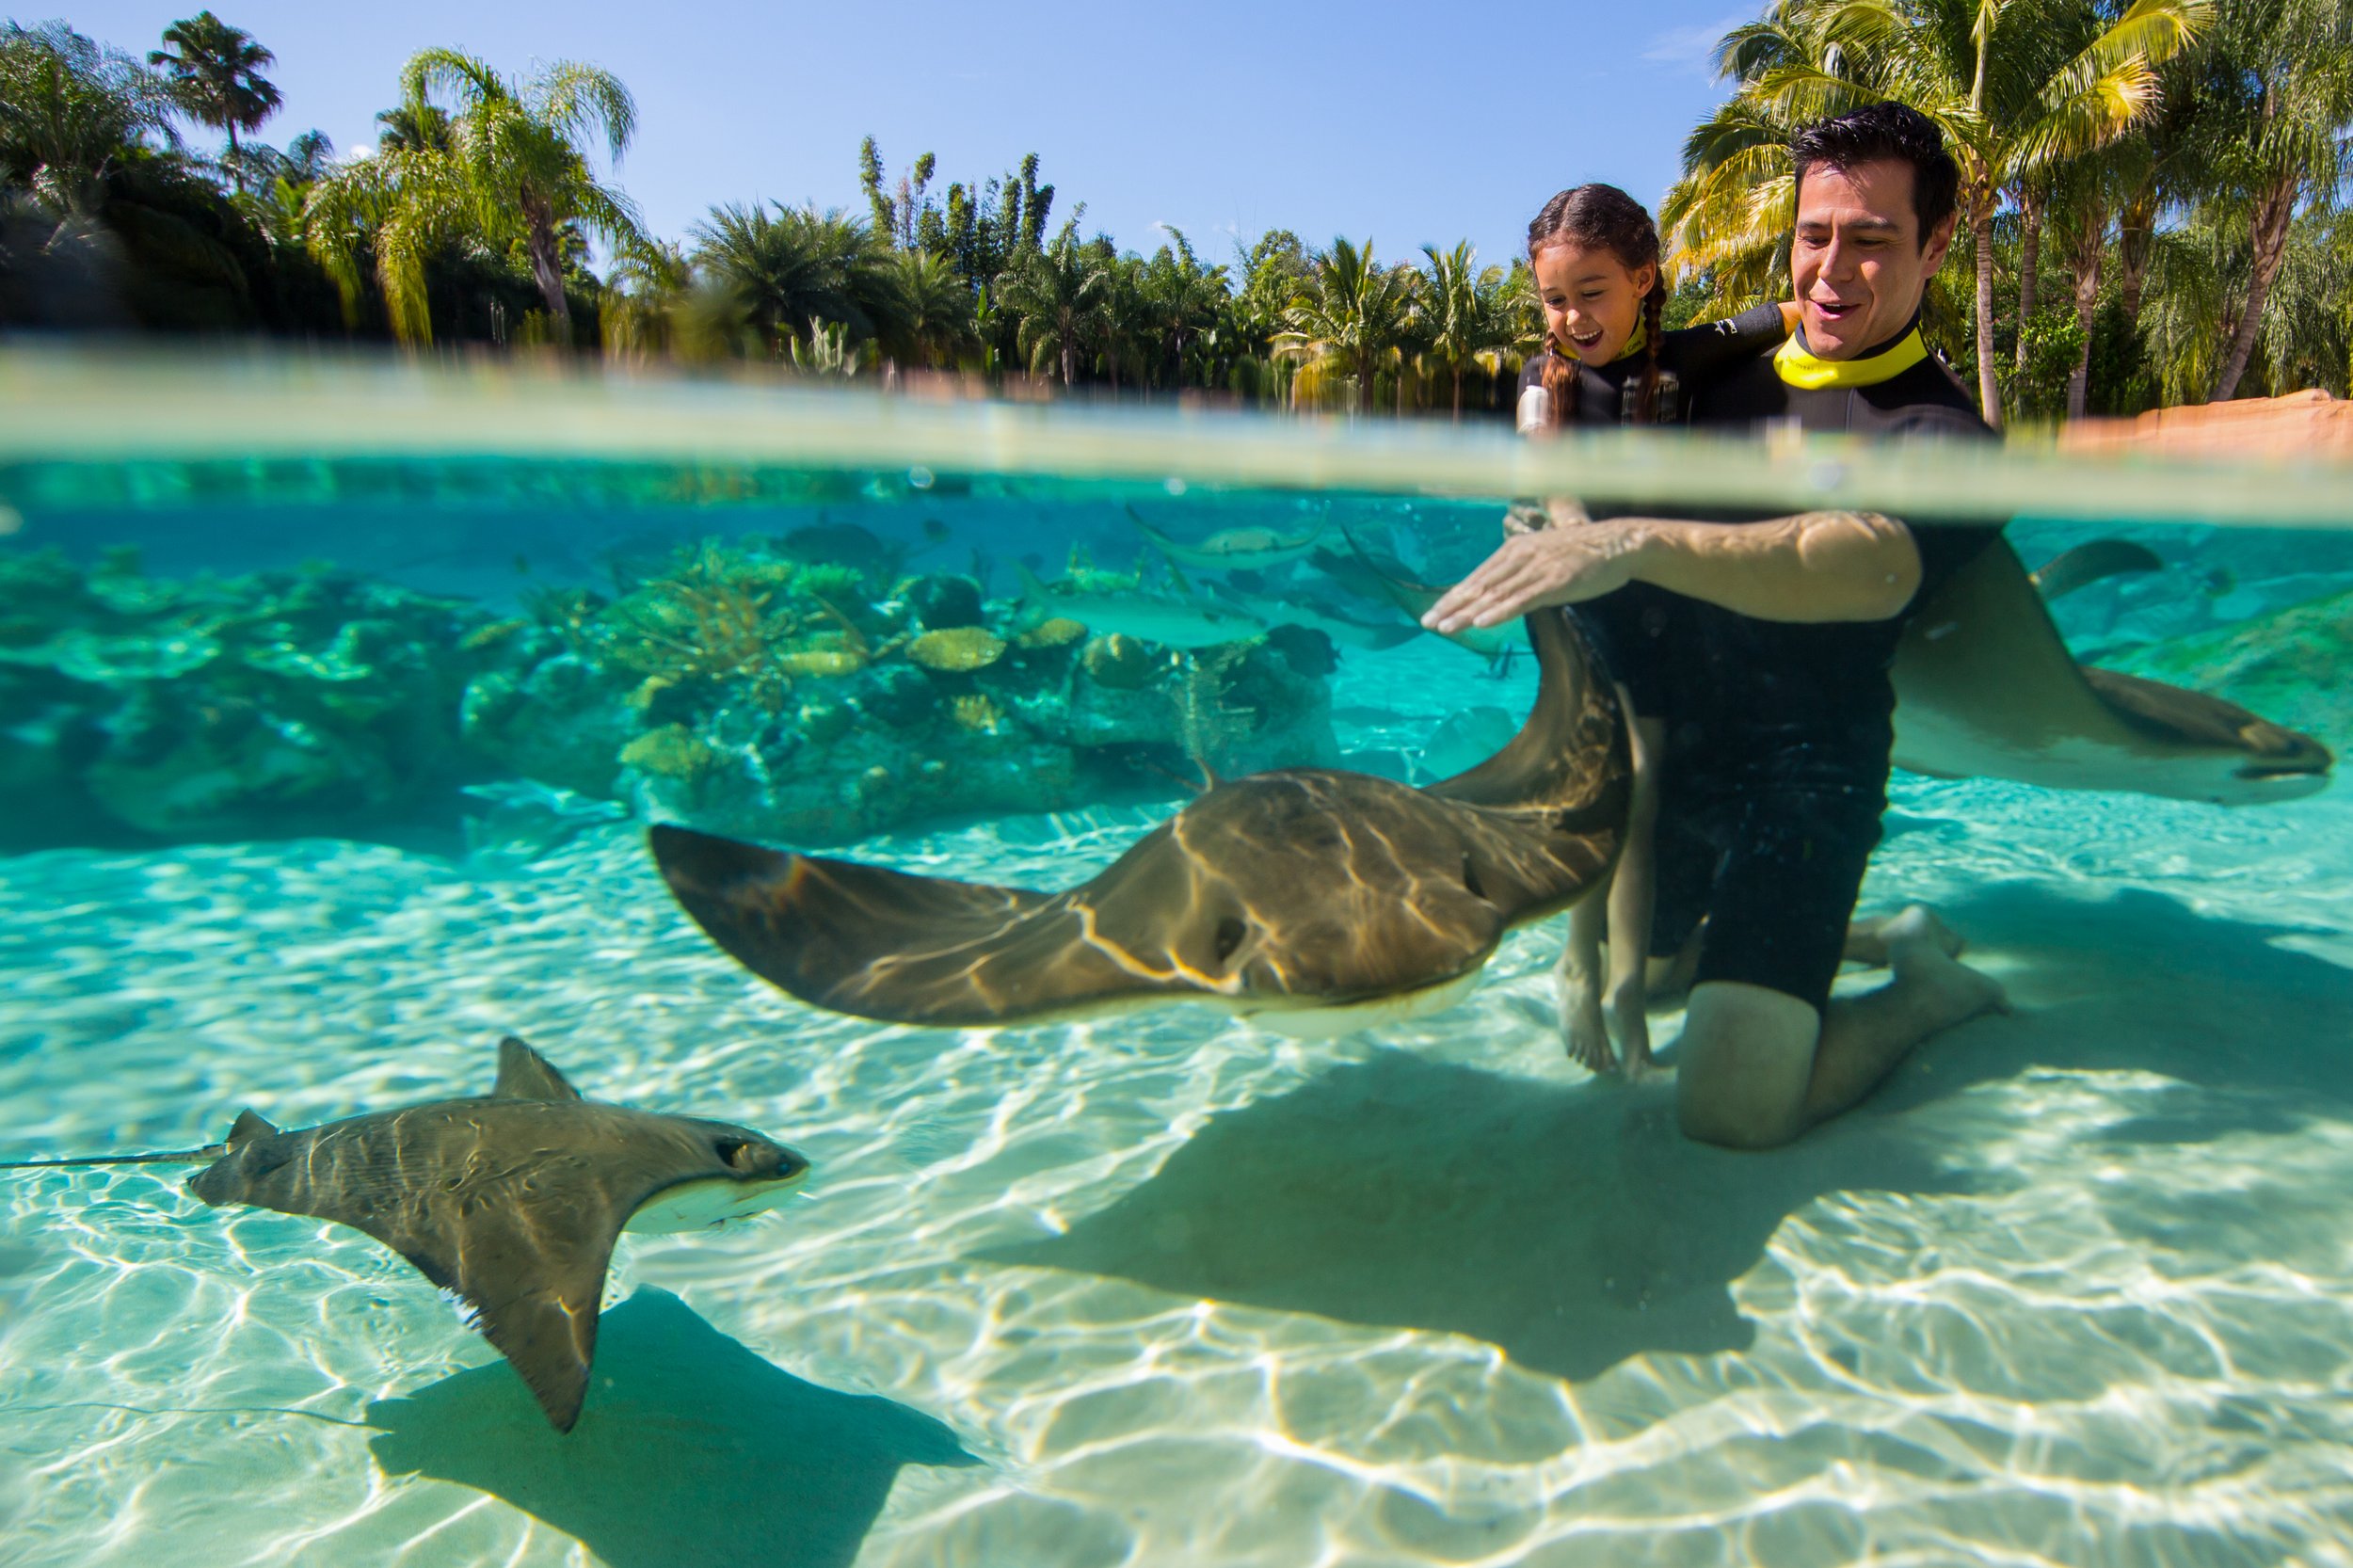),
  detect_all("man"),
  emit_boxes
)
[1426,102,2006,1150]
